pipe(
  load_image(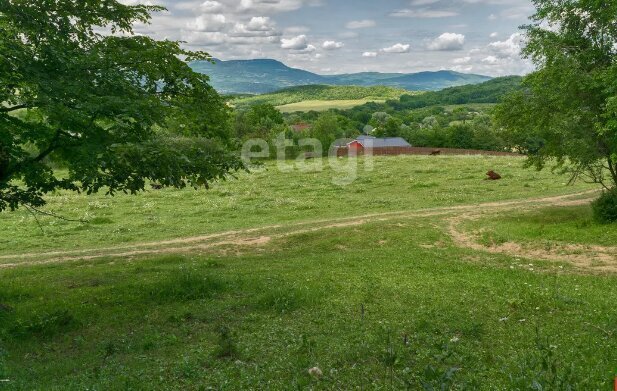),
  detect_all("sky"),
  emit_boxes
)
[121,0,537,76]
